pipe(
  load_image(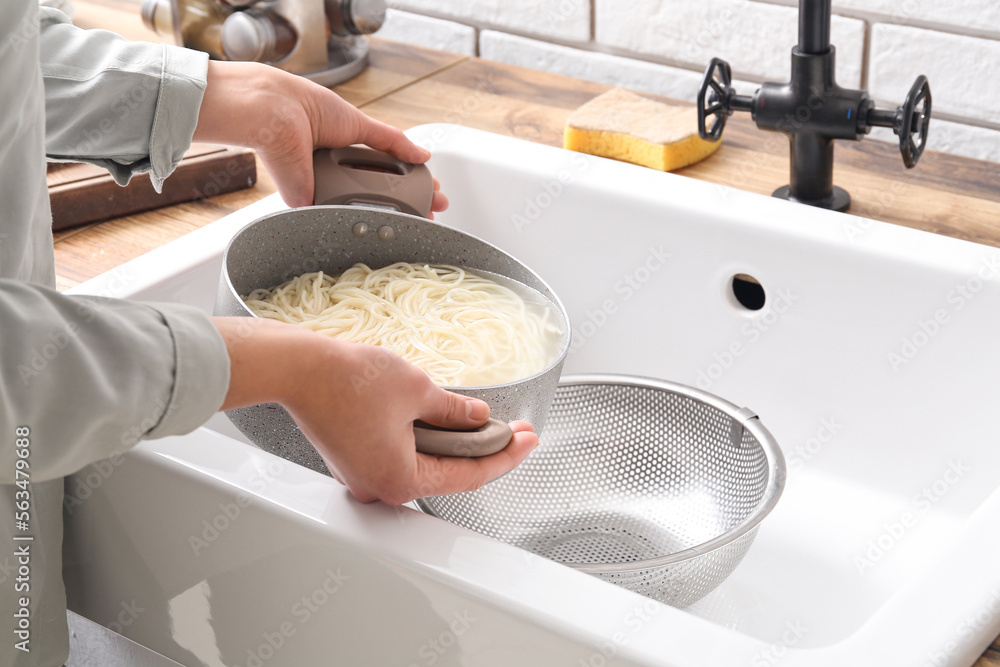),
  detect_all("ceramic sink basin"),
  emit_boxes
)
[64,124,1000,666]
